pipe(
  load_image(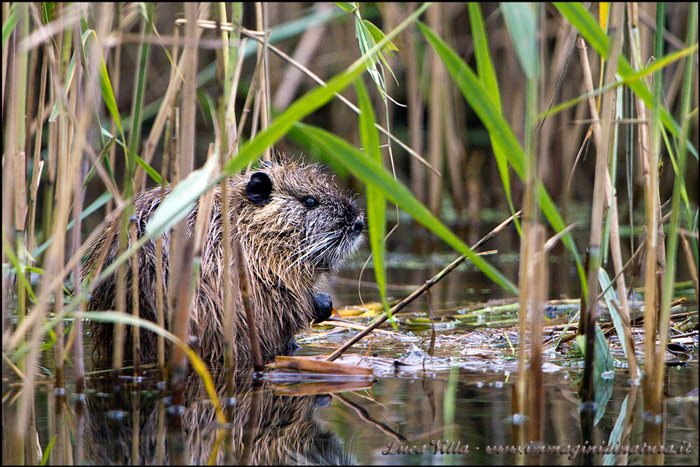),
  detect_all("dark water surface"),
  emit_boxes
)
[3,219,698,465]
